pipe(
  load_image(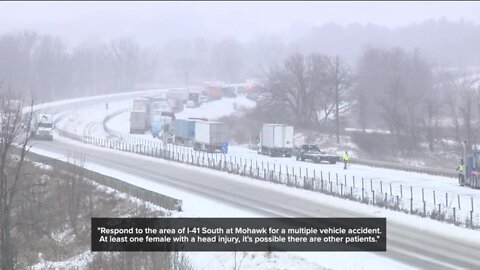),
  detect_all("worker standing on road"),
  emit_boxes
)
[343,151,349,170]
[457,159,465,186]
